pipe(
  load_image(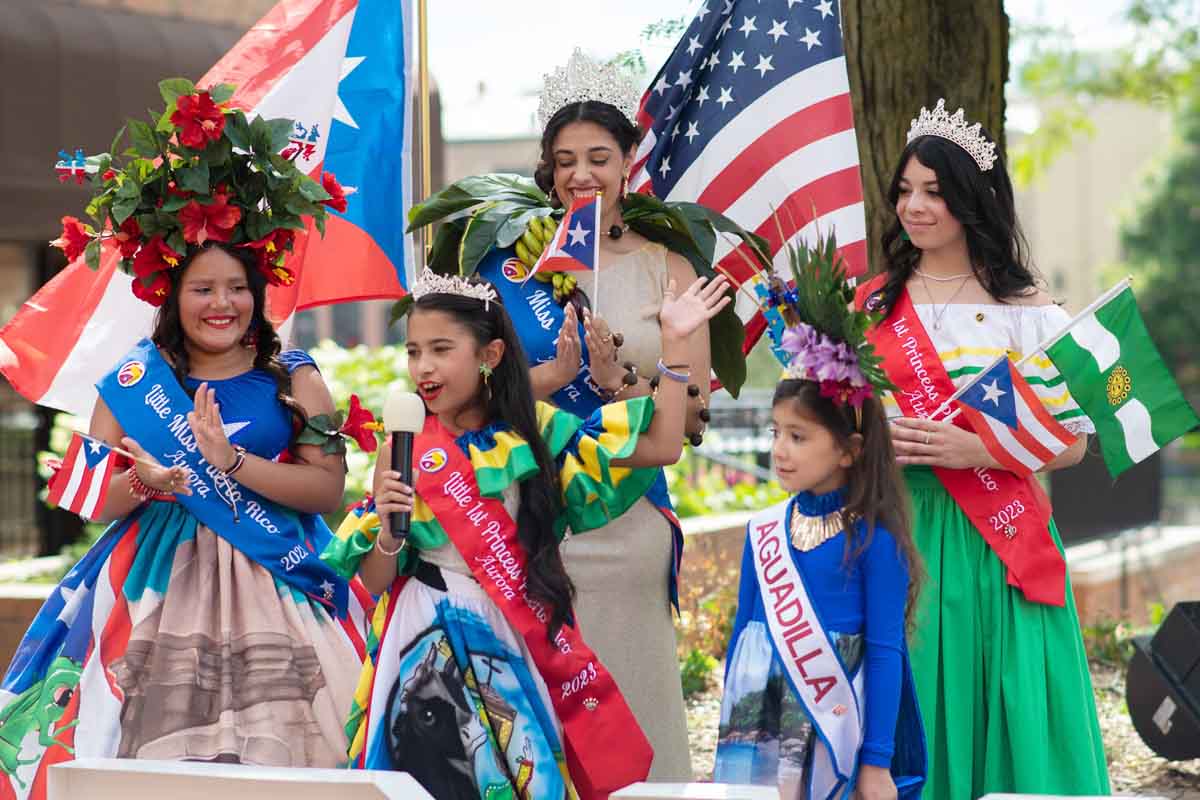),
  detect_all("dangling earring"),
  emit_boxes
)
[900,230,911,242]
[620,174,629,201]
[549,187,560,208]
[479,363,493,399]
